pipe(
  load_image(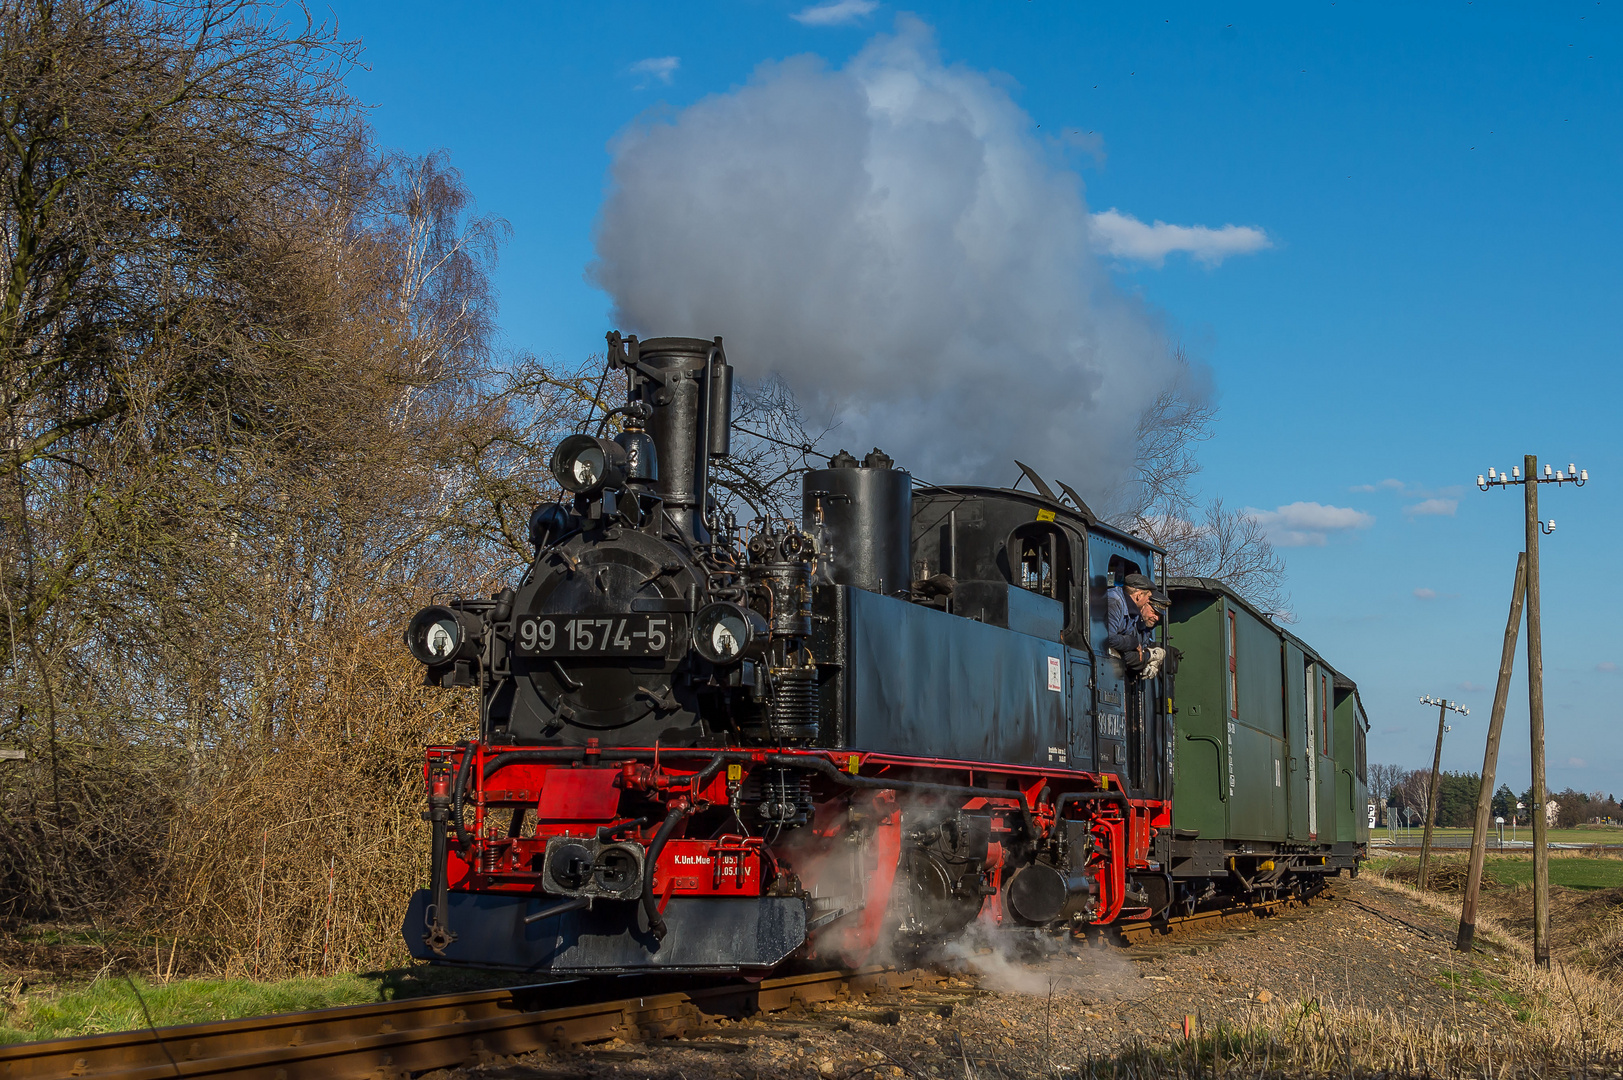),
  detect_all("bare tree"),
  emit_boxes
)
[712,375,825,521]
[1367,763,1408,810]
[1111,349,1289,614]
[0,0,365,661]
